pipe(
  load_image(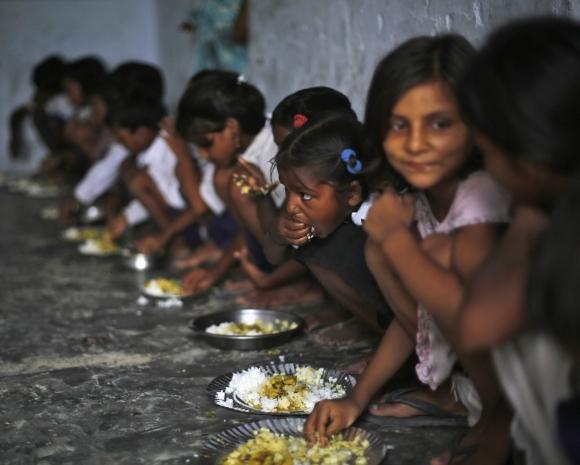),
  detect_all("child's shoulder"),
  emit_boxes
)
[447,171,512,230]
